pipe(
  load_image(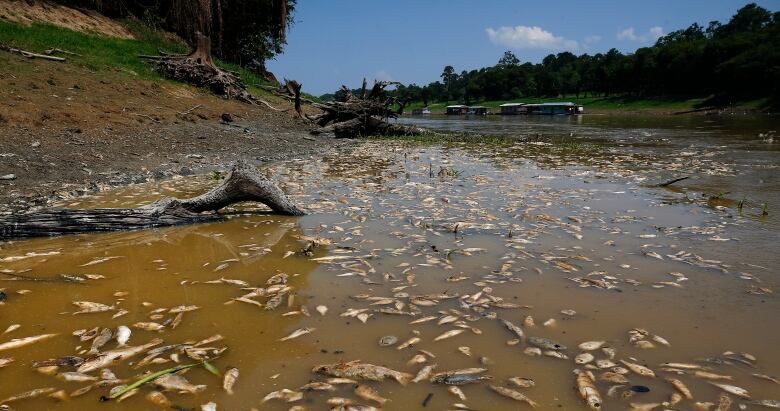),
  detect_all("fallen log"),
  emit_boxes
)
[0,161,304,240]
